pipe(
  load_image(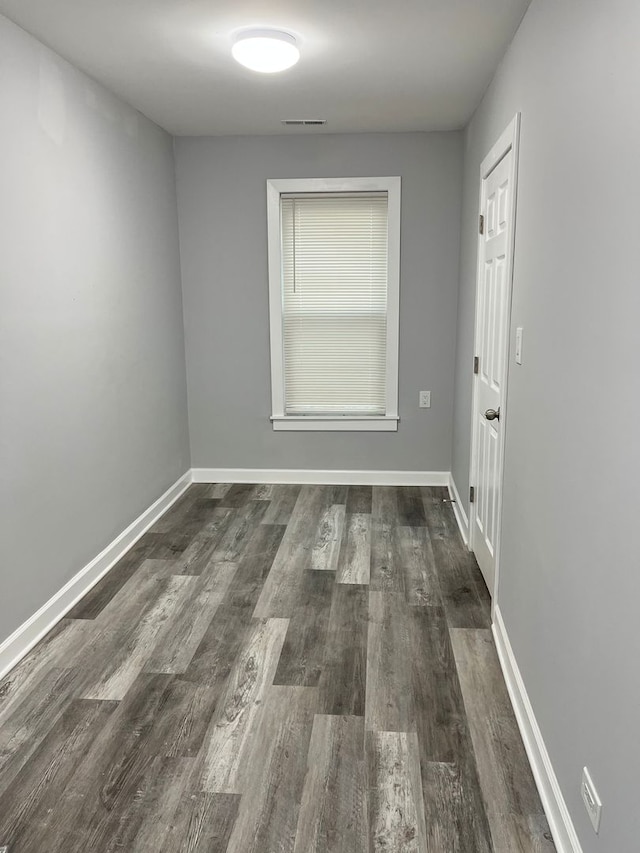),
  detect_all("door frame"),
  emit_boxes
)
[469,113,521,611]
